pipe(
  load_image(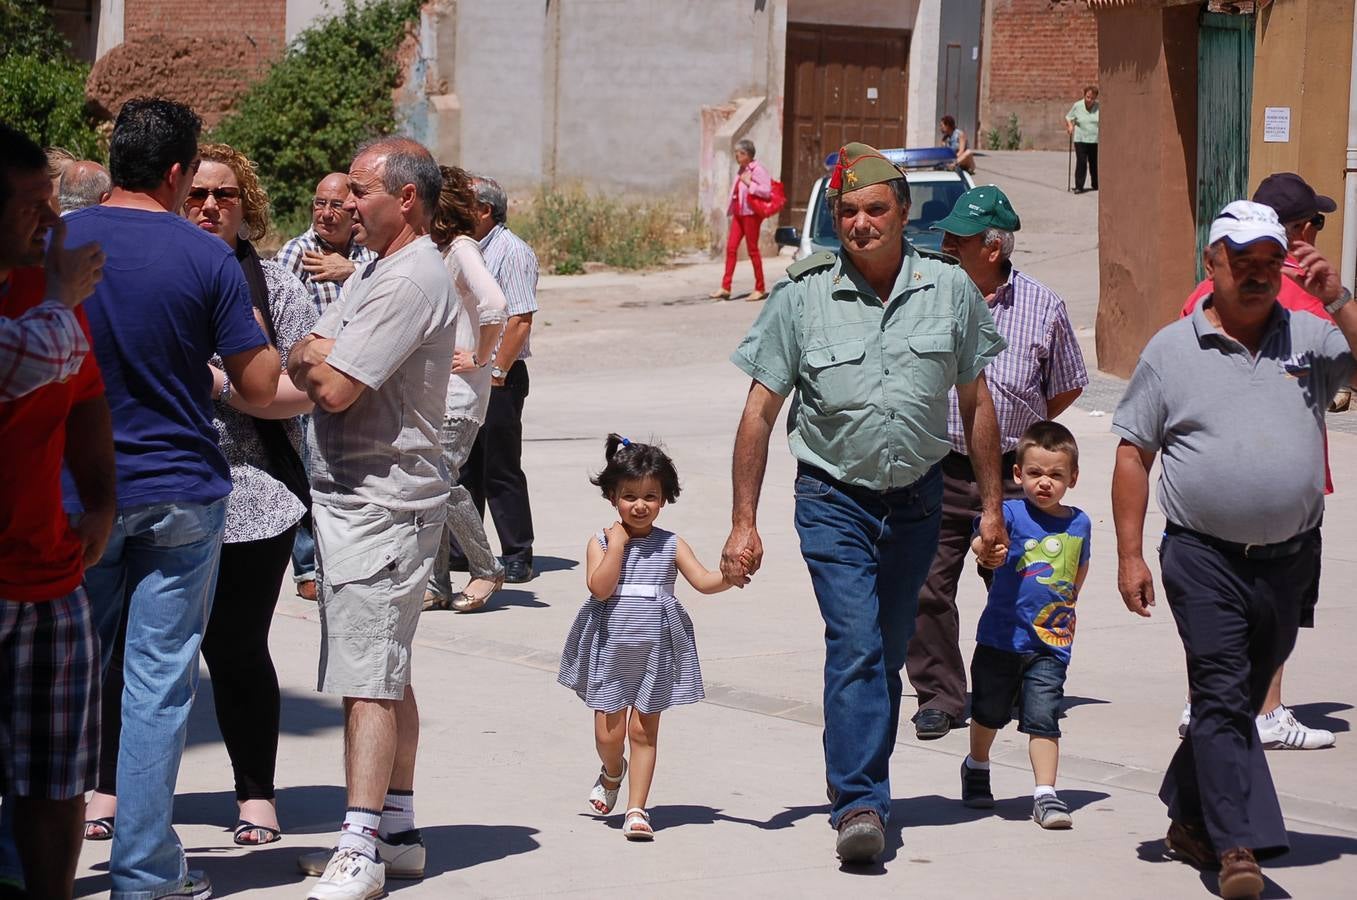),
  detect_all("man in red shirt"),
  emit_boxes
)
[0,122,112,900]
[1178,172,1341,752]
